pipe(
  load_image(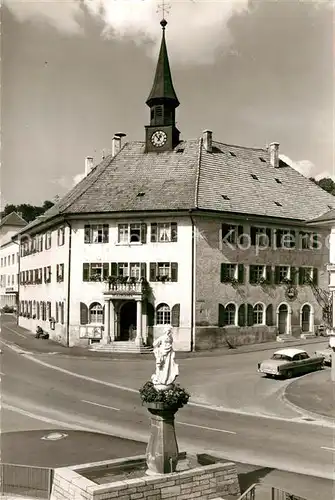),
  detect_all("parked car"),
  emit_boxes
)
[315,346,332,366]
[258,348,324,379]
